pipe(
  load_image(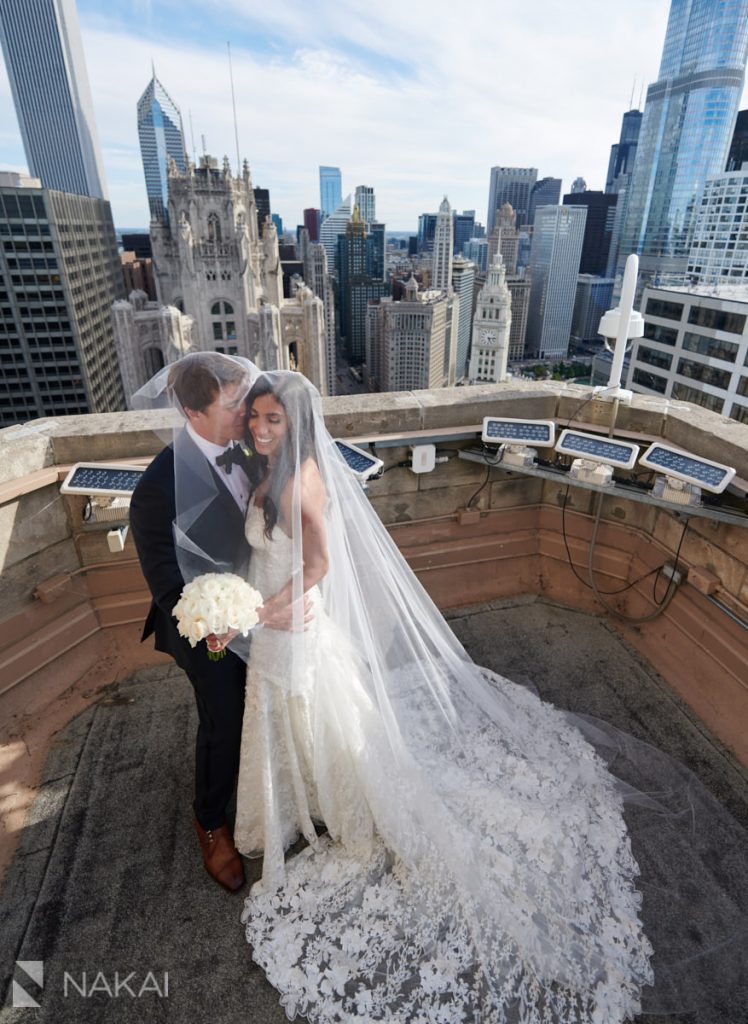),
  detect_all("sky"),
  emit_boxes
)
[0,0,737,233]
